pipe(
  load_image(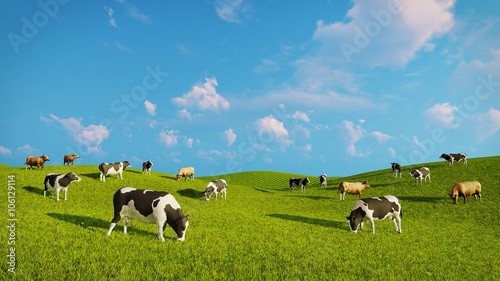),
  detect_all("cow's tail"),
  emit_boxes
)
[400,209,403,218]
